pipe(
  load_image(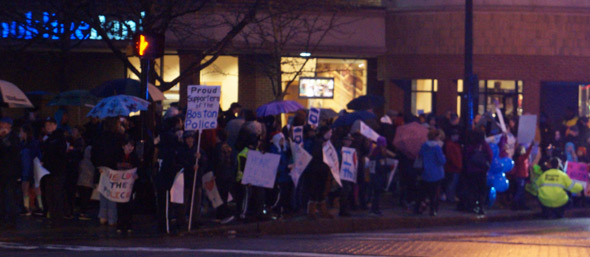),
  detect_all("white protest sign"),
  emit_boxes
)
[517,115,537,145]
[290,141,312,187]
[351,120,381,142]
[495,107,507,133]
[340,147,358,183]
[241,150,281,189]
[292,126,304,145]
[323,141,342,187]
[97,167,137,203]
[202,171,223,208]
[386,159,399,191]
[33,157,50,188]
[185,85,221,131]
[308,107,320,127]
[170,169,184,204]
